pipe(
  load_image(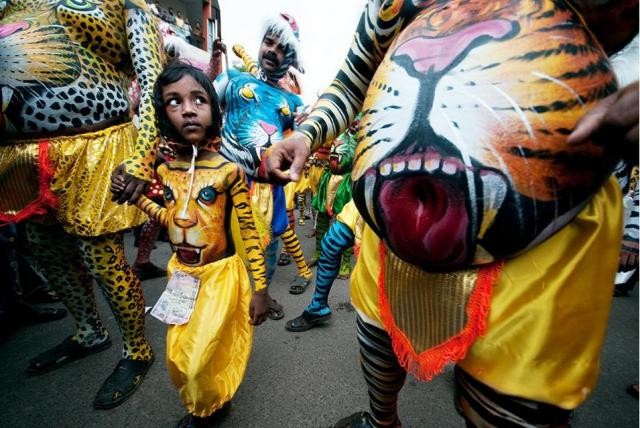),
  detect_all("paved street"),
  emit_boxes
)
[1,218,638,427]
